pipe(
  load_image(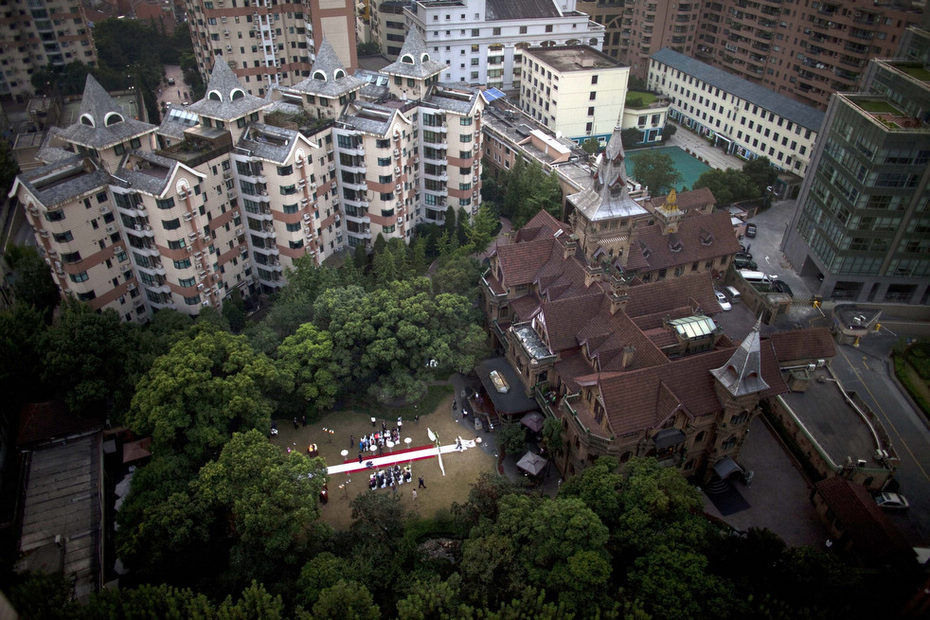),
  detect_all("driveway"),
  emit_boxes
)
[157,65,191,111]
